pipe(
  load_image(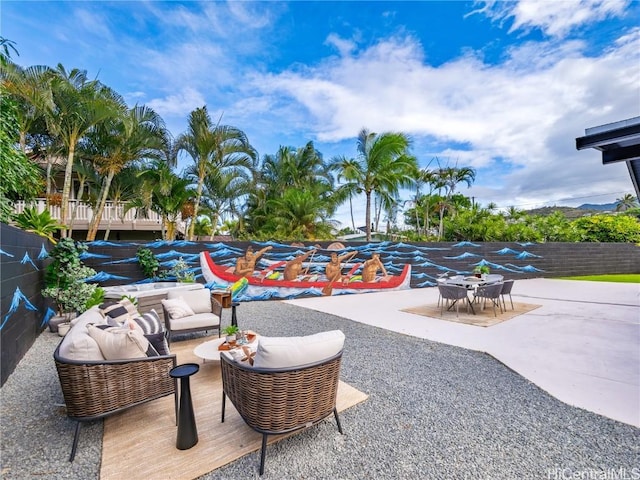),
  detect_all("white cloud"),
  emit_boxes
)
[246,26,639,211]
[470,0,631,38]
[325,33,358,56]
[146,87,206,118]
[73,8,114,41]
